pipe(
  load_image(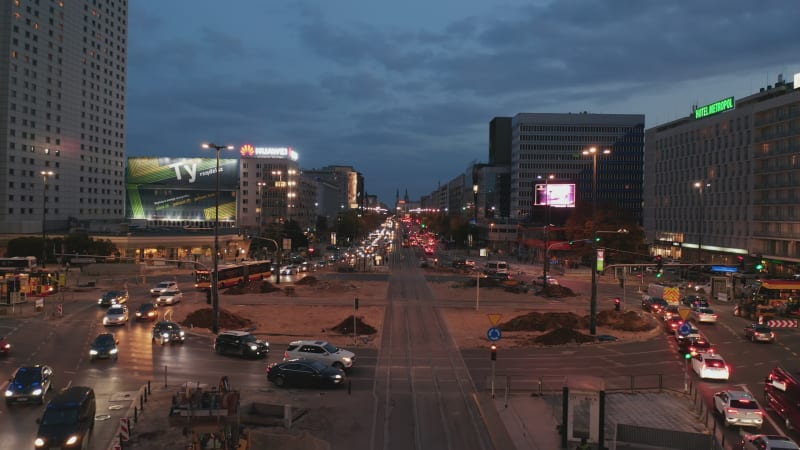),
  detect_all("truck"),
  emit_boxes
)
[647,283,681,305]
